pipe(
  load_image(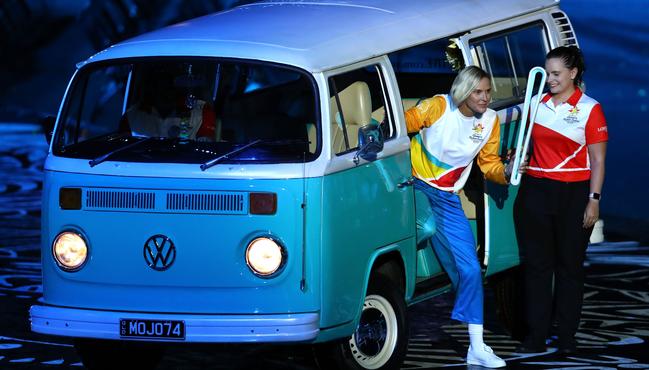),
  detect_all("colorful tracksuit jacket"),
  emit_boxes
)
[405,94,507,192]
